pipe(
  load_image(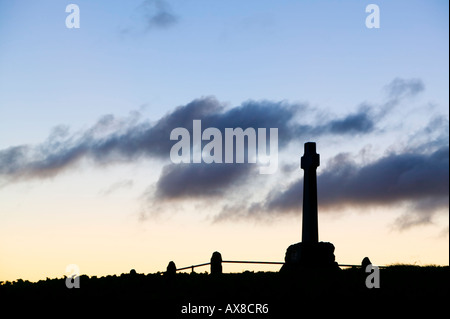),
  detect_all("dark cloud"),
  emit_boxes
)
[314,106,376,135]
[155,163,256,200]
[318,78,425,136]
[0,99,220,183]
[318,145,449,208]
[0,96,374,184]
[0,78,426,186]
[250,142,448,229]
[125,95,400,206]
